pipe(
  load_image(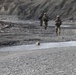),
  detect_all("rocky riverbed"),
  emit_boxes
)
[0,15,76,47]
[0,15,76,75]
